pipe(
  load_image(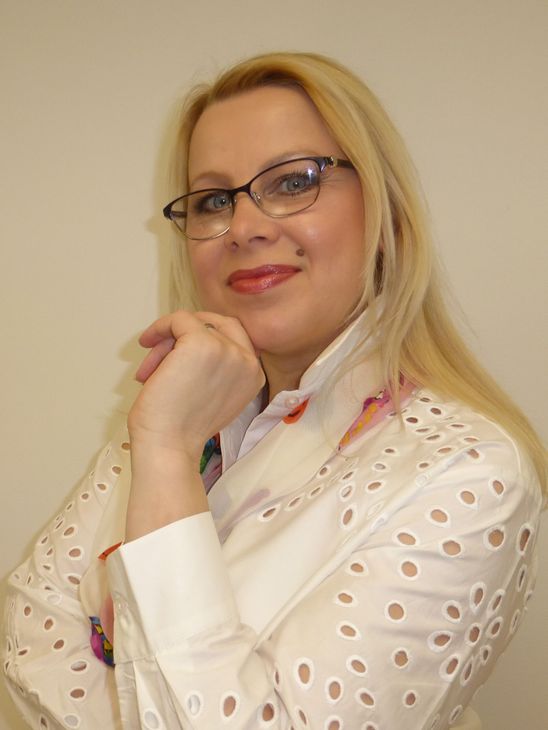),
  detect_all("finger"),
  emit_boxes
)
[190,313,265,389]
[192,312,257,354]
[138,311,219,347]
[135,336,175,383]
[140,310,256,356]
[138,311,202,348]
